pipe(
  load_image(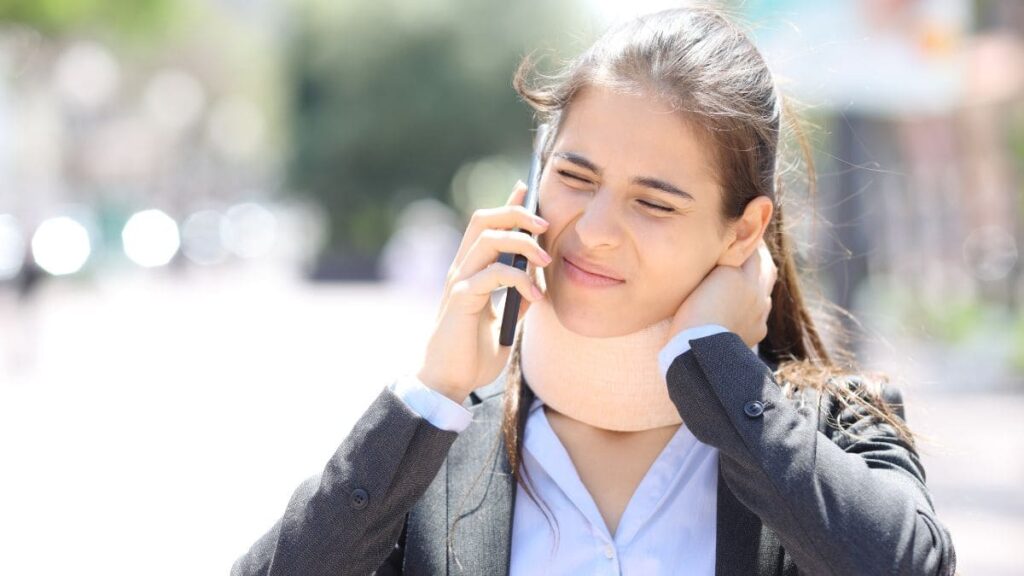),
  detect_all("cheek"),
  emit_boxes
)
[536,178,579,248]
[643,256,705,313]
[641,228,720,296]
[537,169,575,210]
